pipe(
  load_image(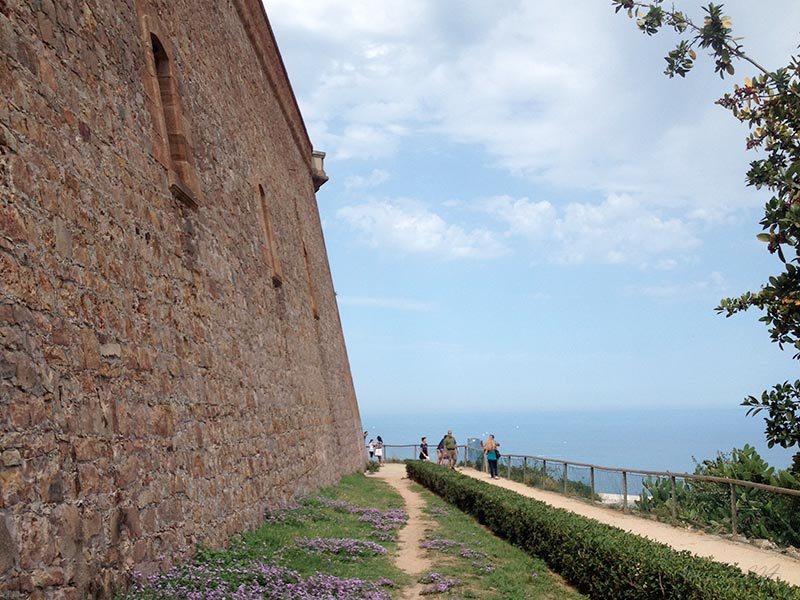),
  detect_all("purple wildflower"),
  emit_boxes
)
[291,537,388,558]
[420,537,494,573]
[125,561,394,599]
[419,571,461,595]
[316,497,408,539]
[420,538,462,552]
